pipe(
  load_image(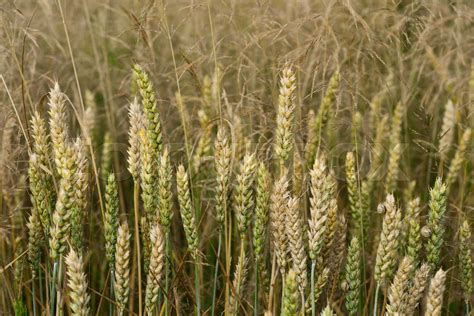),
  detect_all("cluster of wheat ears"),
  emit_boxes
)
[1,61,472,315]
[0,0,474,316]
